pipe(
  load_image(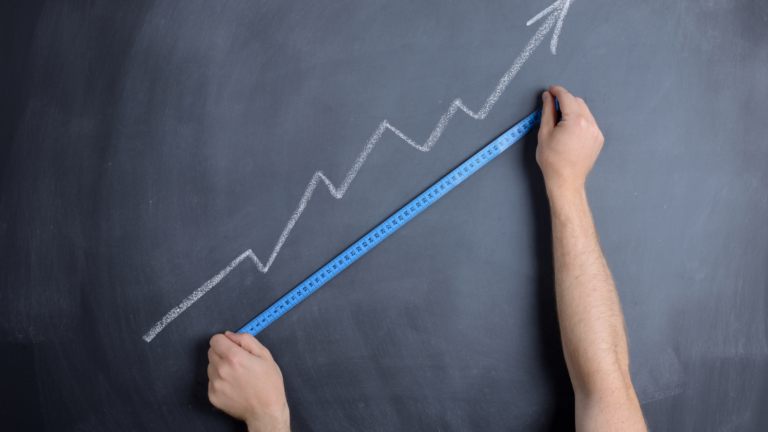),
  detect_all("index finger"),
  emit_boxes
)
[225,331,271,359]
[209,333,240,359]
[548,86,581,118]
